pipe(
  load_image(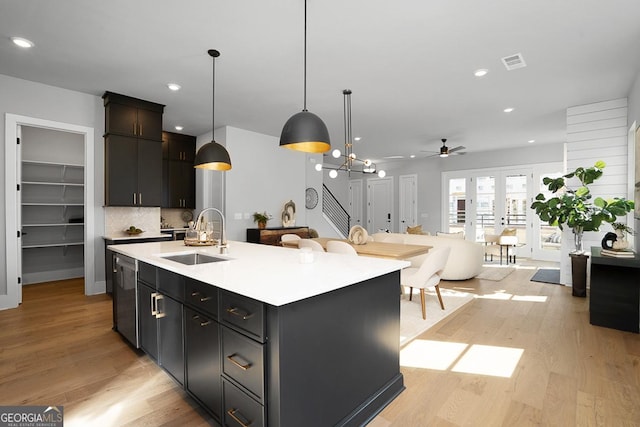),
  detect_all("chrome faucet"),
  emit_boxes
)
[195,207,227,254]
